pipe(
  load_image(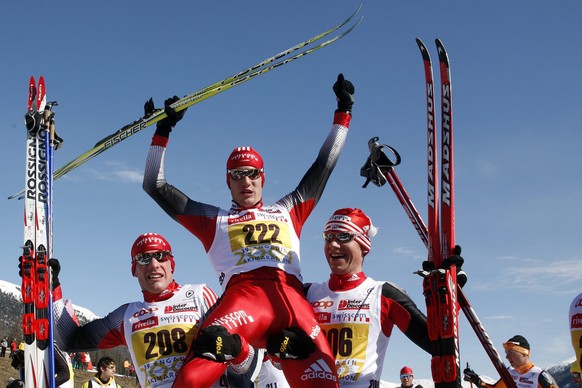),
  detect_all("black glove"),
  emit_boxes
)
[154,96,186,137]
[24,110,44,134]
[441,245,467,288]
[333,73,355,113]
[48,258,61,290]
[266,327,316,360]
[192,326,241,363]
[463,366,482,385]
